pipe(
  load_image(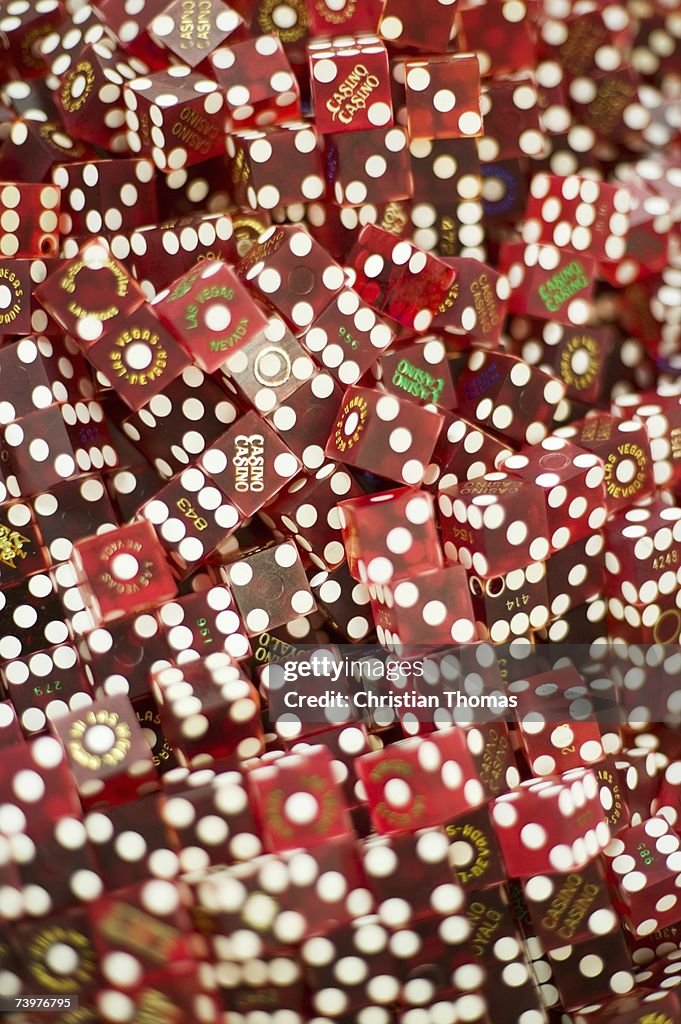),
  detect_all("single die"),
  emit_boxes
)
[160,767,262,871]
[350,224,457,333]
[327,126,413,207]
[302,288,395,387]
[469,561,551,644]
[0,181,60,257]
[613,391,681,490]
[523,174,632,266]
[454,350,566,446]
[227,121,325,211]
[356,728,485,833]
[0,499,48,586]
[220,314,316,414]
[247,744,354,852]
[149,0,246,66]
[424,413,513,493]
[0,0,63,80]
[11,910,99,998]
[545,532,605,617]
[140,465,242,574]
[308,34,392,135]
[507,664,606,777]
[603,816,681,937]
[310,562,375,642]
[223,541,316,635]
[0,573,70,662]
[265,371,343,472]
[479,78,543,162]
[490,767,610,877]
[198,409,301,517]
[238,225,346,335]
[371,563,477,650]
[30,473,118,569]
[302,915,401,1014]
[209,34,301,128]
[72,519,177,624]
[152,653,263,768]
[404,55,483,141]
[34,238,146,347]
[502,240,597,328]
[85,304,191,411]
[55,42,145,153]
[521,858,619,952]
[457,0,537,78]
[3,644,92,736]
[121,366,240,479]
[80,610,173,700]
[0,335,93,421]
[124,66,226,171]
[158,586,251,663]
[326,386,444,487]
[0,732,82,827]
[430,257,509,346]
[379,0,456,53]
[153,258,270,373]
[260,462,363,570]
[546,929,635,1009]
[555,413,655,513]
[373,336,457,411]
[337,486,443,585]
[604,502,681,606]
[500,437,607,552]
[84,792,179,888]
[439,472,551,577]
[52,158,158,239]
[51,693,158,807]
[1,401,116,499]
